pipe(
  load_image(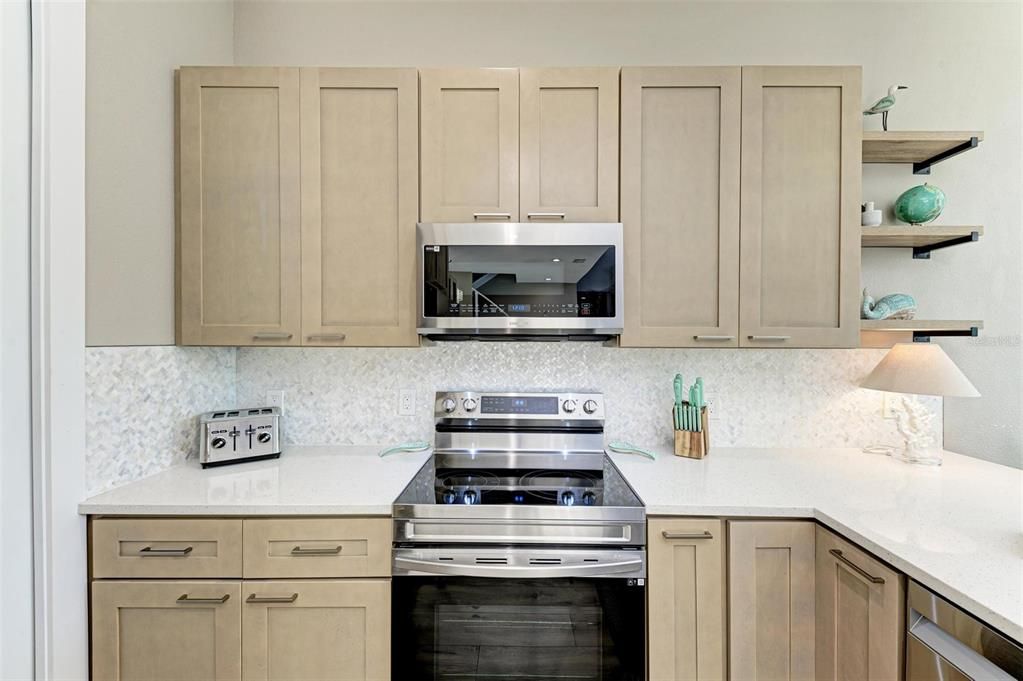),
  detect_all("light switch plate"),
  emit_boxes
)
[882,393,898,419]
